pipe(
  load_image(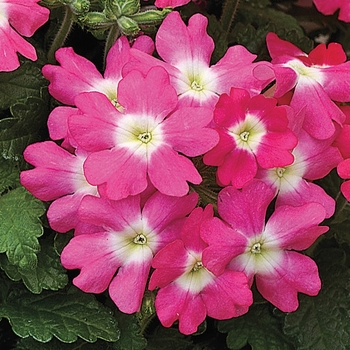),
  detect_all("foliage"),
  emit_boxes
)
[1,0,350,348]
